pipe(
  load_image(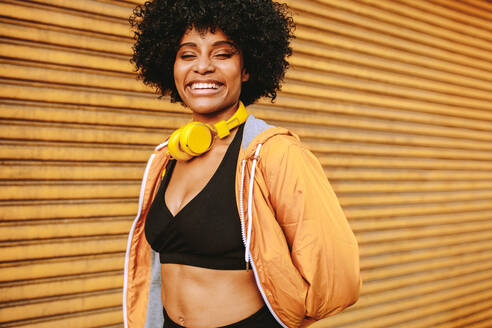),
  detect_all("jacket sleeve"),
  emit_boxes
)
[261,135,361,319]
